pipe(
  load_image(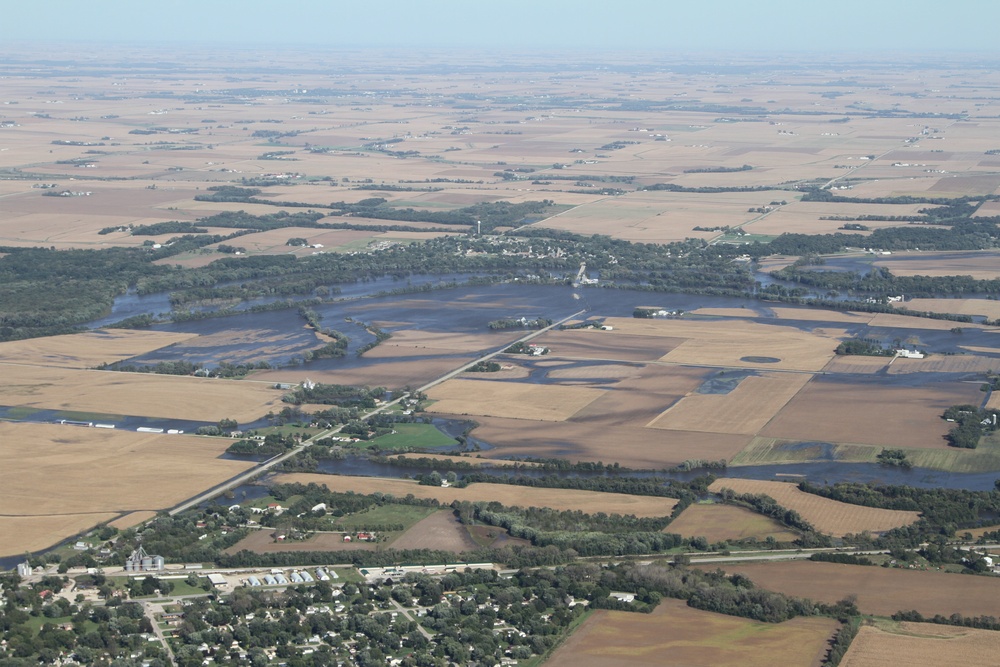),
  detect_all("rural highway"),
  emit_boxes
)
[167,308,587,515]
